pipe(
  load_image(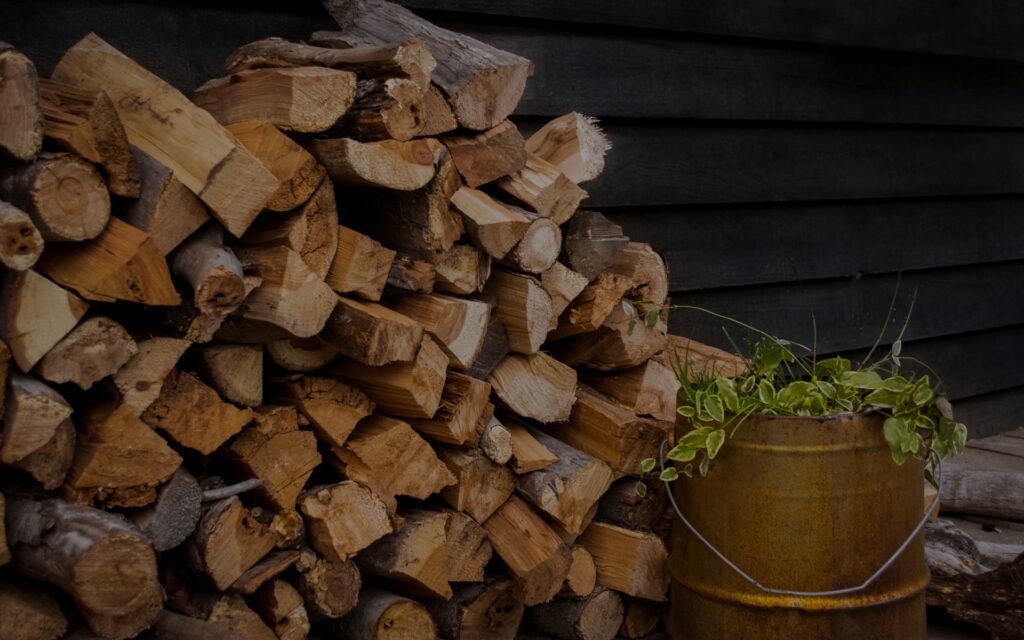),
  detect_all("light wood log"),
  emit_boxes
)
[202,592,277,640]
[0,152,110,242]
[526,588,624,640]
[9,419,76,491]
[357,509,451,599]
[38,78,140,197]
[442,120,526,187]
[129,468,203,552]
[561,211,629,282]
[526,113,611,185]
[305,137,440,190]
[234,245,336,339]
[494,154,586,225]
[482,269,551,354]
[195,67,356,133]
[265,337,338,372]
[516,427,614,537]
[54,34,279,237]
[0,200,43,271]
[501,414,558,474]
[322,0,532,130]
[294,548,361,620]
[333,587,436,640]
[329,336,448,419]
[437,447,516,523]
[581,359,679,422]
[0,576,68,640]
[562,545,598,597]
[434,244,490,295]
[541,263,589,328]
[463,315,509,381]
[35,317,136,390]
[270,375,373,449]
[0,43,43,161]
[197,343,263,407]
[443,510,492,582]
[64,402,181,508]
[554,302,667,371]
[408,372,491,445]
[389,294,489,370]
[340,77,424,141]
[321,296,424,366]
[483,495,572,606]
[595,478,668,532]
[450,187,529,259]
[502,214,562,275]
[0,373,72,466]
[654,335,748,382]
[479,414,513,464]
[577,522,668,602]
[327,226,396,301]
[226,121,326,211]
[112,336,190,416]
[426,578,524,640]
[385,254,435,294]
[298,482,392,563]
[618,597,662,639]
[251,579,309,640]
[549,267,634,342]
[418,84,458,136]
[190,496,277,591]
[142,369,253,454]
[488,352,576,423]
[119,147,209,255]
